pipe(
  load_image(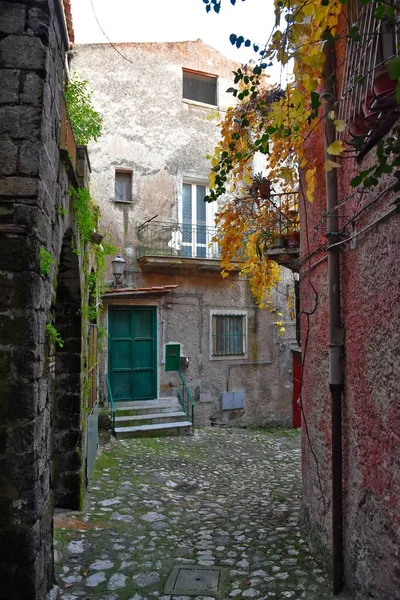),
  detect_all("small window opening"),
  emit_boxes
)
[183,69,217,106]
[115,171,132,203]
